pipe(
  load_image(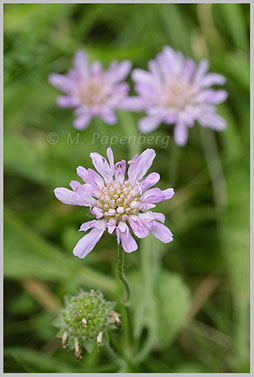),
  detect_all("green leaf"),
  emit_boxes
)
[219,4,248,51]
[220,159,250,364]
[4,347,79,373]
[156,271,191,347]
[4,208,117,294]
[129,270,191,350]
